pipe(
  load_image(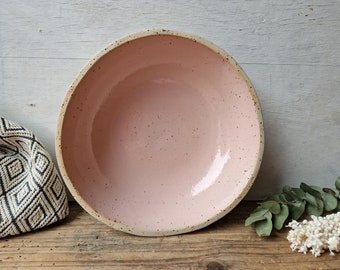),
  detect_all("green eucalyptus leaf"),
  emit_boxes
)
[290,201,305,220]
[321,191,338,211]
[254,212,273,237]
[245,177,340,237]
[273,204,289,230]
[335,176,340,191]
[305,192,318,207]
[291,187,306,199]
[267,194,281,203]
[300,182,322,199]
[306,204,323,216]
[278,193,289,203]
[306,196,324,216]
[282,185,291,193]
[315,197,324,210]
[311,185,337,211]
[245,208,268,226]
[282,186,295,200]
[260,200,281,214]
[283,186,305,201]
[310,185,323,193]
[323,187,338,197]
[336,200,340,212]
